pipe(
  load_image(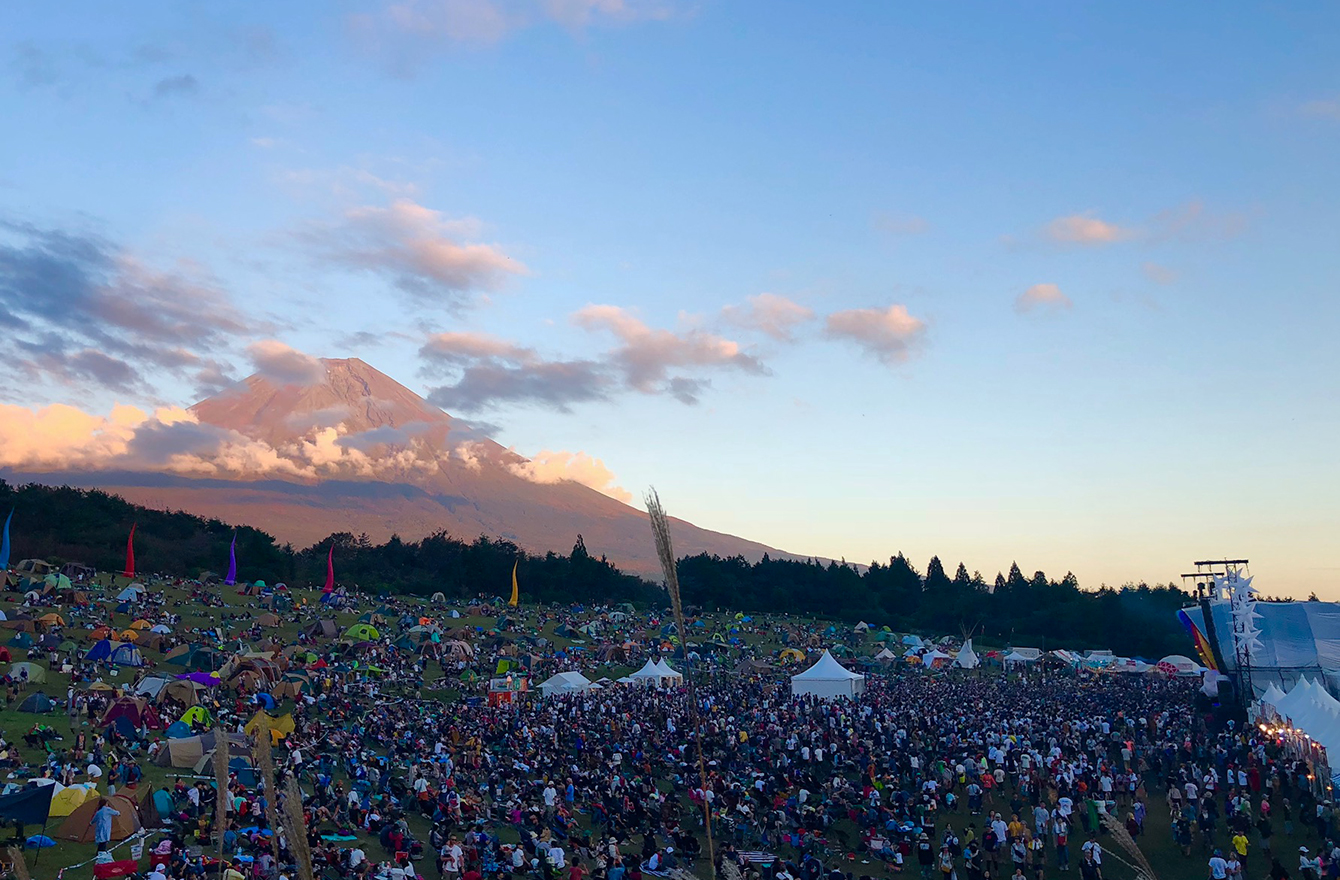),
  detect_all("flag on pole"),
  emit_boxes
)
[509,559,519,607]
[123,523,136,578]
[323,544,335,593]
[224,531,237,586]
[0,508,12,570]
